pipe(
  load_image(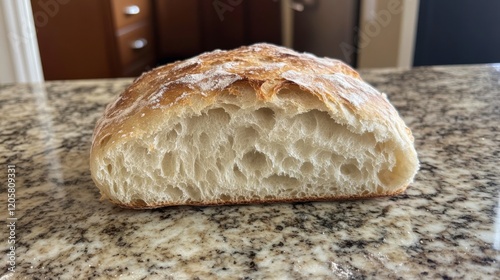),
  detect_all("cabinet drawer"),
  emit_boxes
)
[117,23,154,68]
[122,56,155,77]
[111,0,151,29]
